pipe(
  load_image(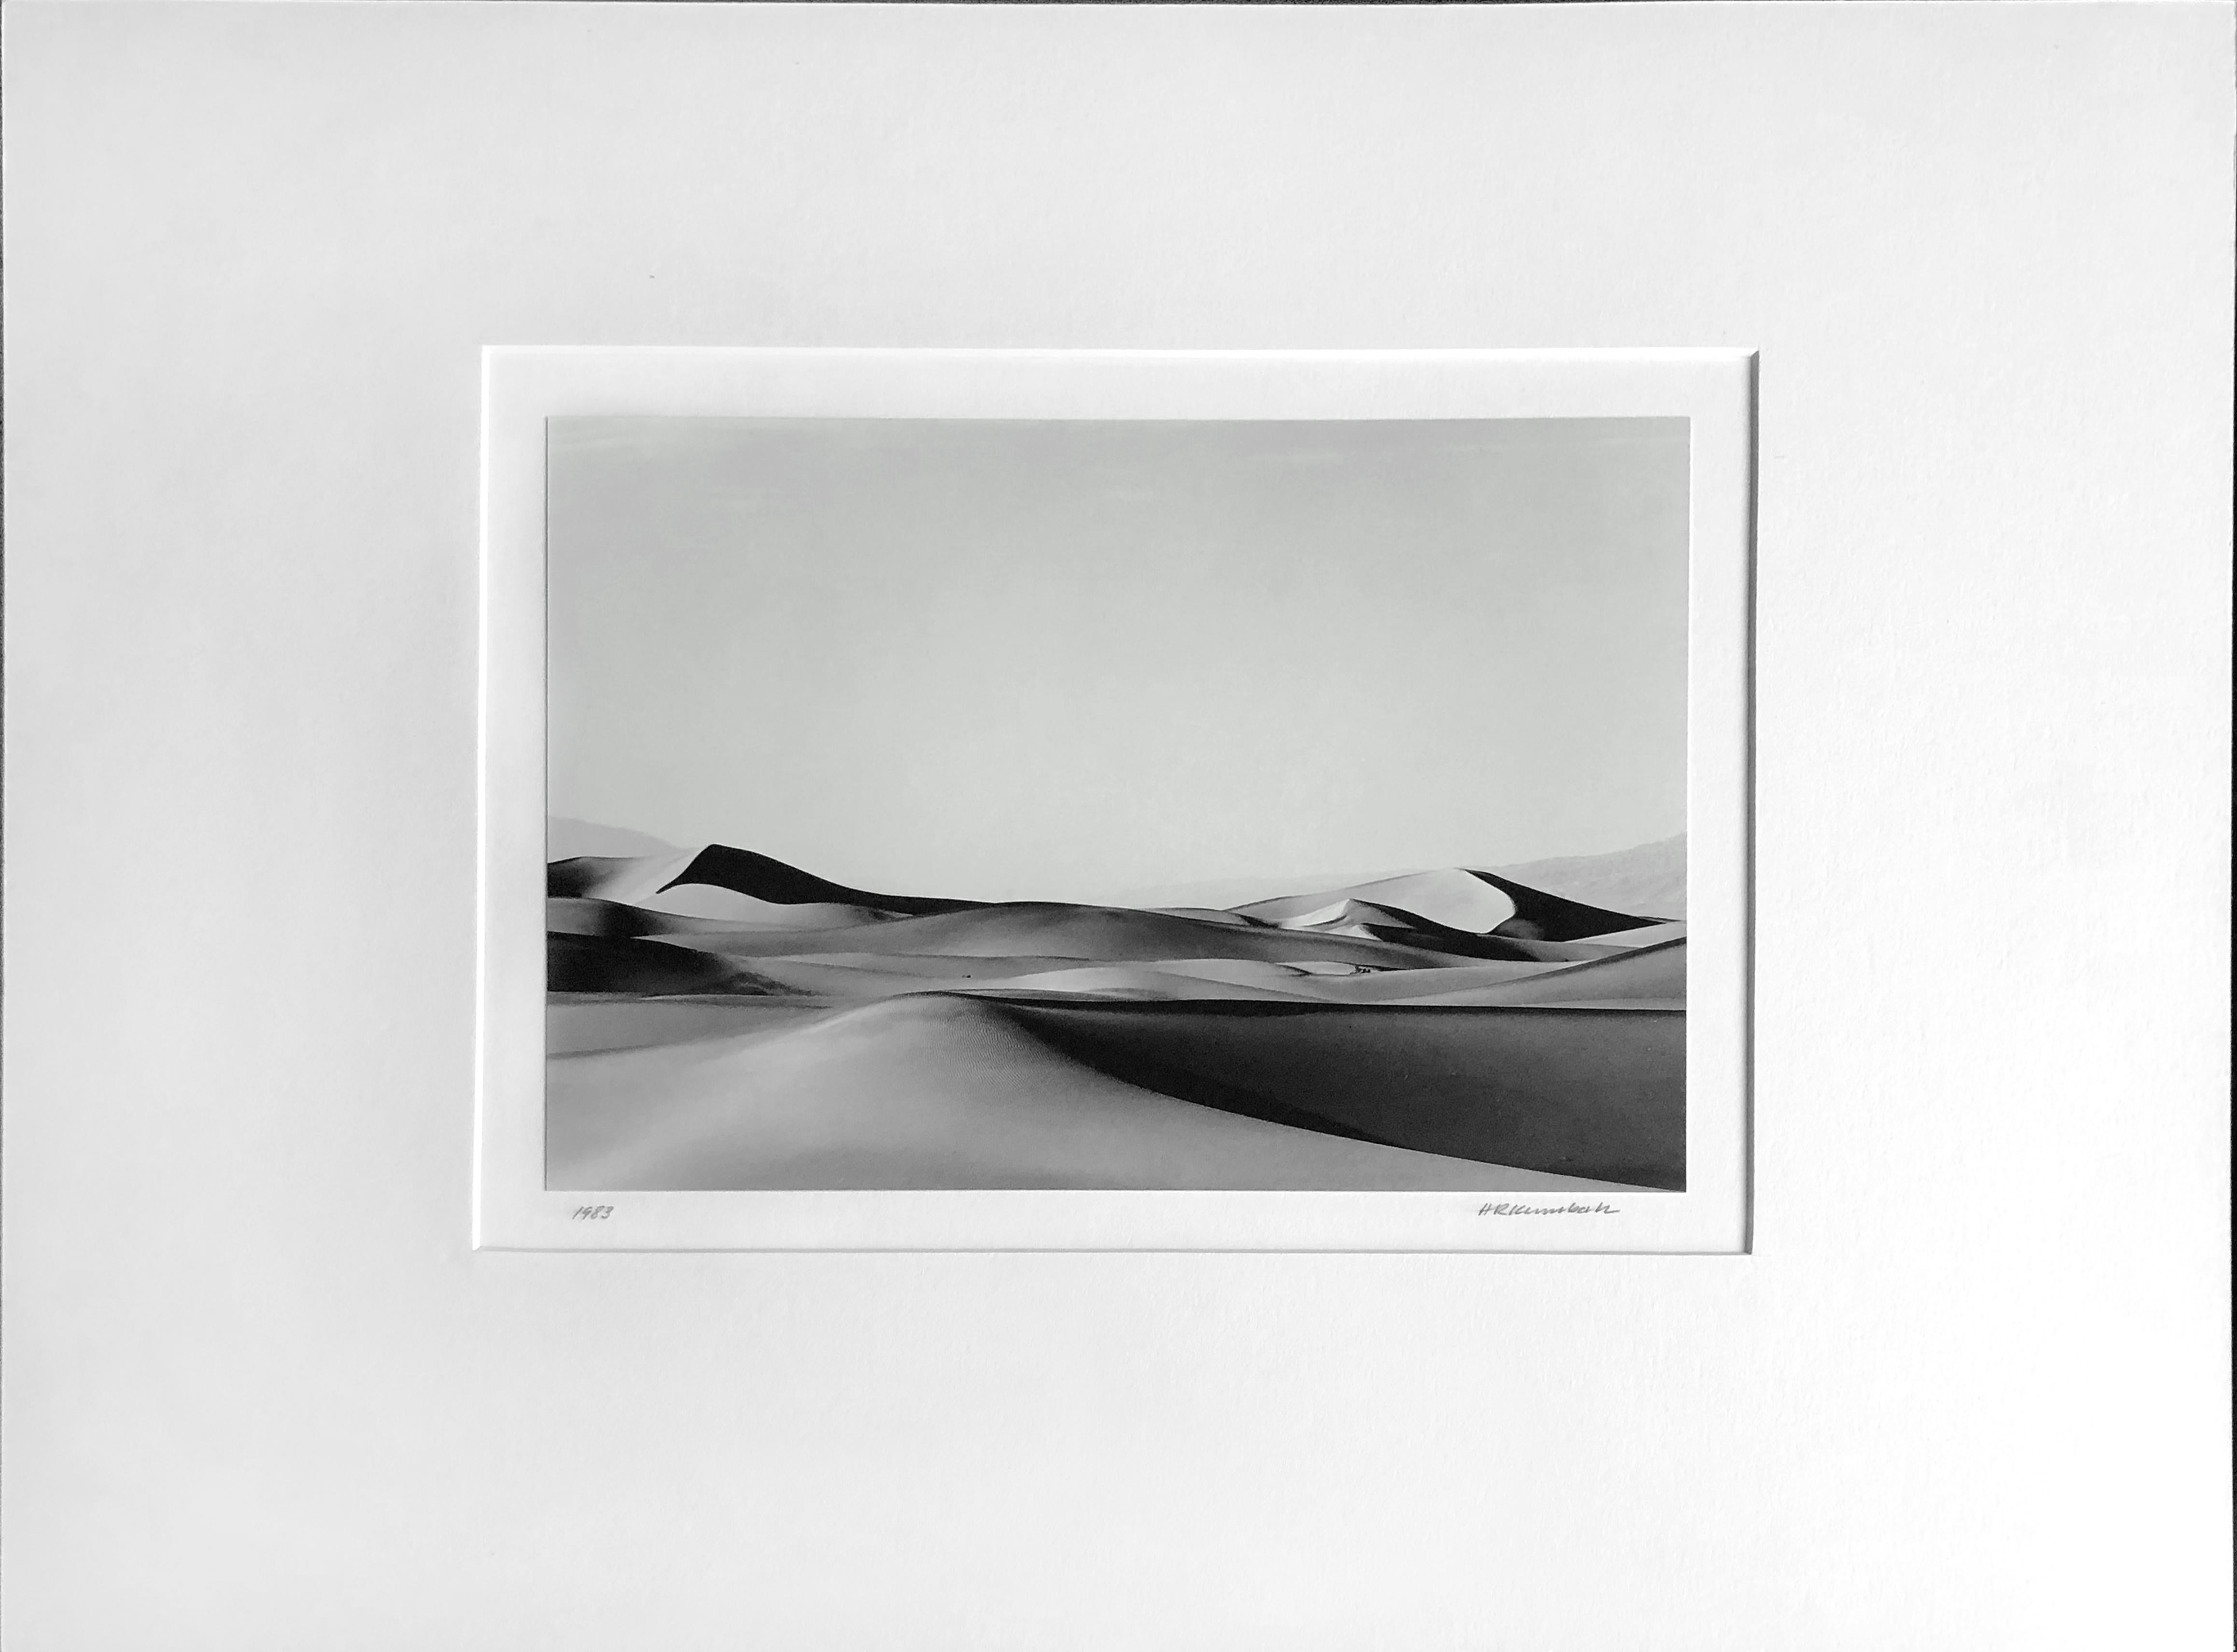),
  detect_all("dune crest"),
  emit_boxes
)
[1490,835,1686,920]
[1234,867,1519,935]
